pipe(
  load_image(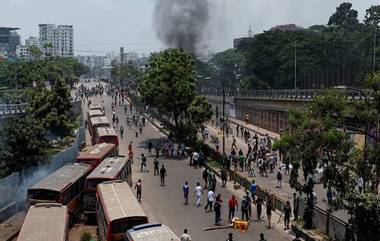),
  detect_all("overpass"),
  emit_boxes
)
[203,88,369,134]
[0,103,28,118]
